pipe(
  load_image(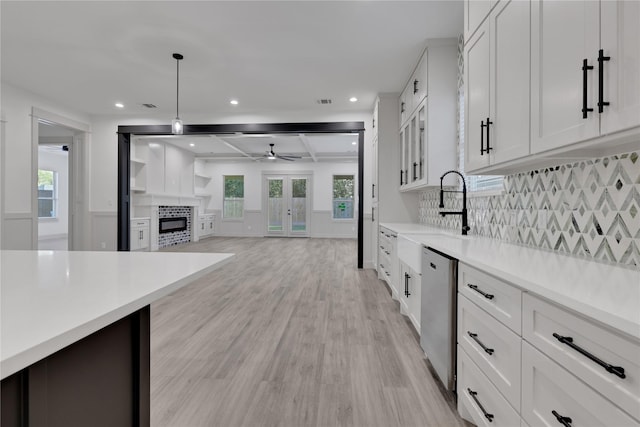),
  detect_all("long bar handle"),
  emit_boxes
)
[552,410,573,427]
[486,118,493,153]
[468,332,494,355]
[467,389,494,422]
[598,49,610,113]
[582,58,594,118]
[468,284,494,300]
[404,273,411,297]
[480,120,486,155]
[553,333,625,378]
